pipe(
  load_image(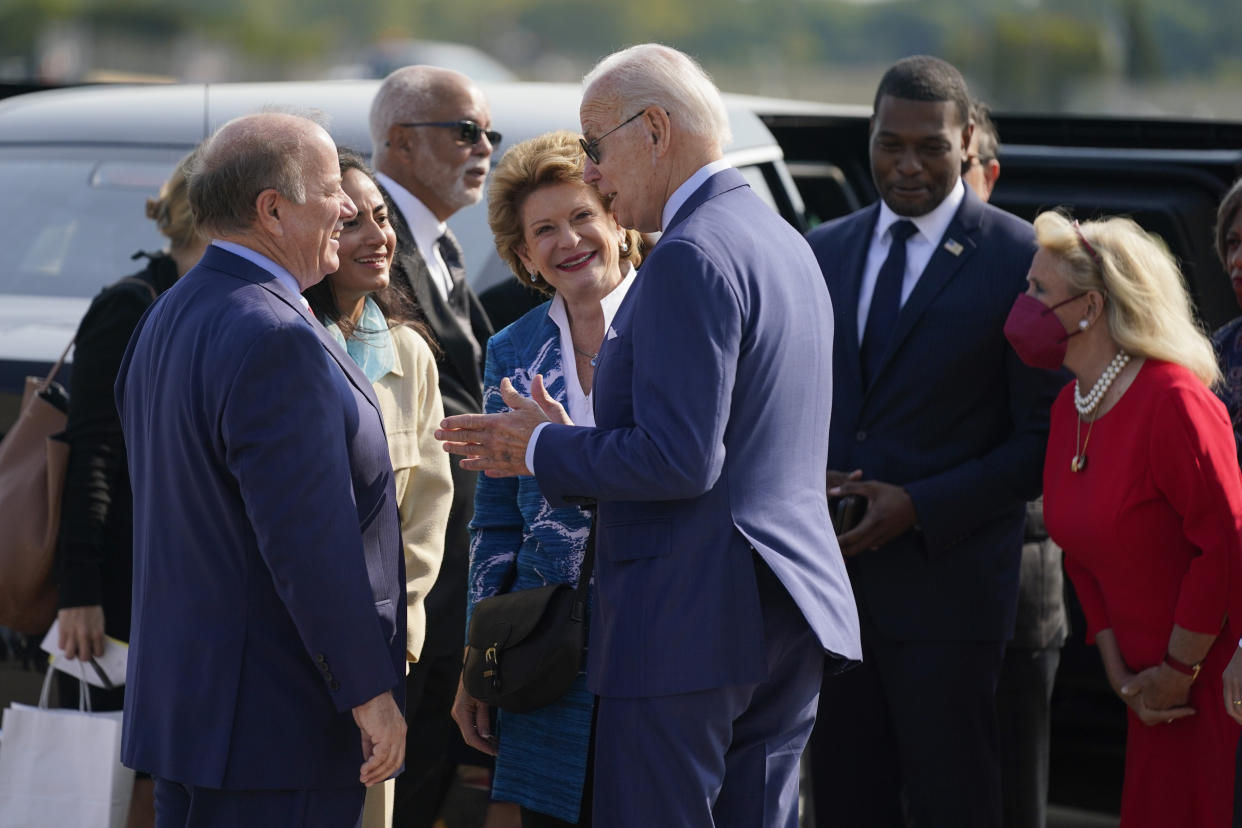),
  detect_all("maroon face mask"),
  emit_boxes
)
[1003,292,1086,371]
